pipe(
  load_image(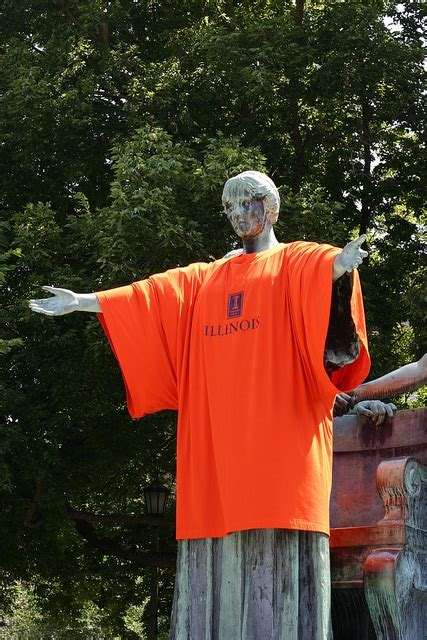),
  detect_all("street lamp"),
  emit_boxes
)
[142,480,170,640]
[143,480,170,517]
